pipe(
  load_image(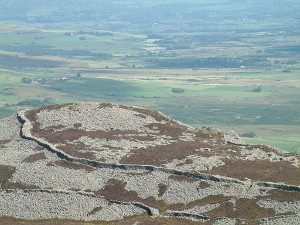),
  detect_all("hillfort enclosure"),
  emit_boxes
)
[0,103,299,224]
